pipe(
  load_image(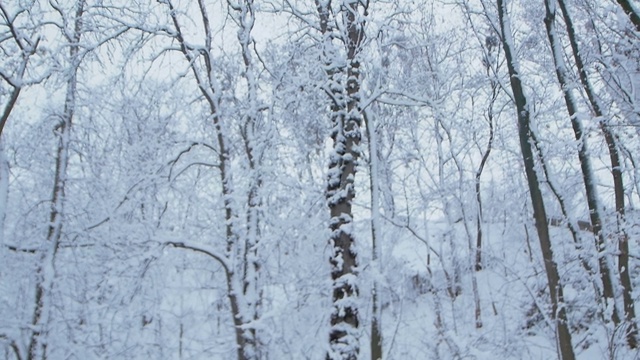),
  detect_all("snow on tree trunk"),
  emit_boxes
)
[315,1,367,359]
[28,3,84,359]
[161,1,265,358]
[234,0,263,357]
[0,1,42,256]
